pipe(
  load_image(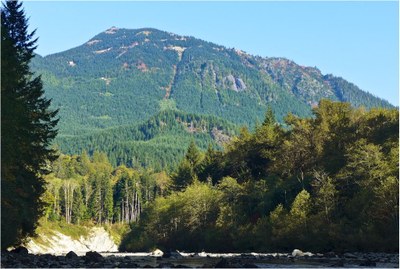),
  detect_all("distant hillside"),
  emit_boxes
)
[32,27,393,136]
[55,110,238,171]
